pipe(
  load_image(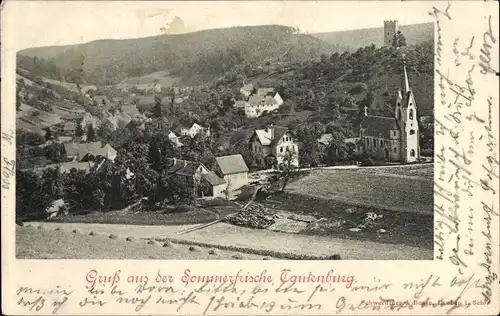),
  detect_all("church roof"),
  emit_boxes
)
[361,115,399,138]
